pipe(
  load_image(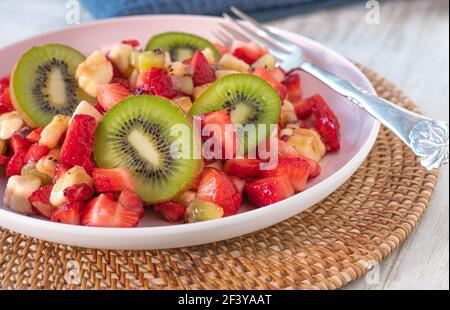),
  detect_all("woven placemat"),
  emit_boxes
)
[0,66,439,290]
